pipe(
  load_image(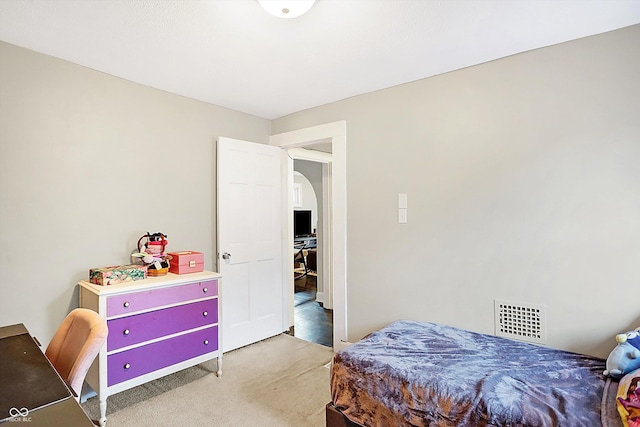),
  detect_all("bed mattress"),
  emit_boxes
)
[331,320,619,427]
